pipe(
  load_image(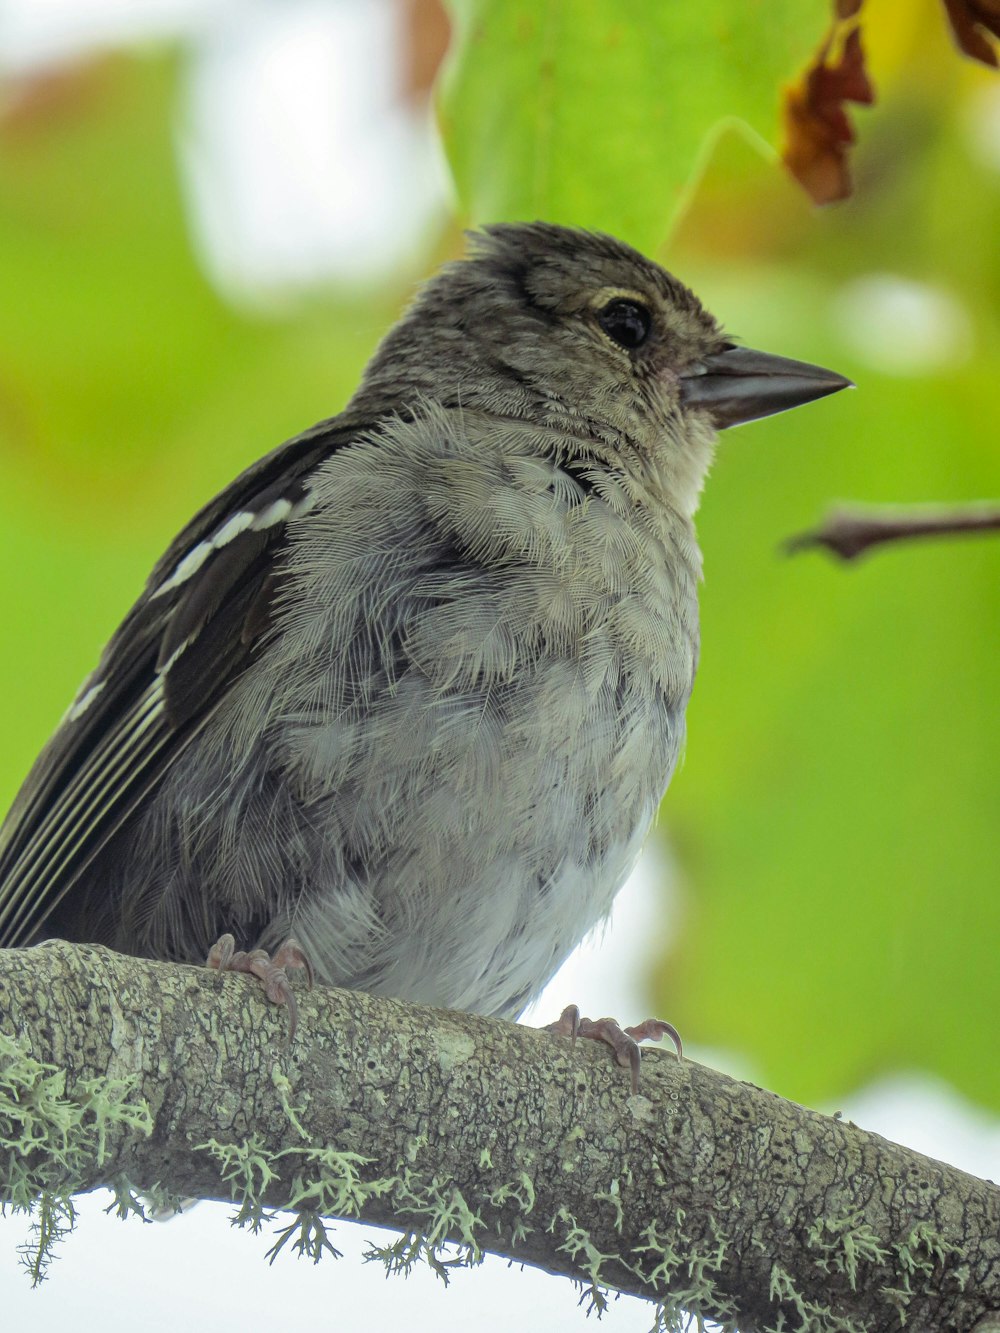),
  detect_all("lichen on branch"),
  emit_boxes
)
[1,940,998,1330]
